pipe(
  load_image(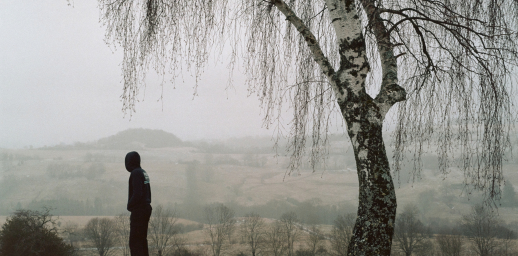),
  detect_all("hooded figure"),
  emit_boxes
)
[125,151,152,256]
[125,151,151,211]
